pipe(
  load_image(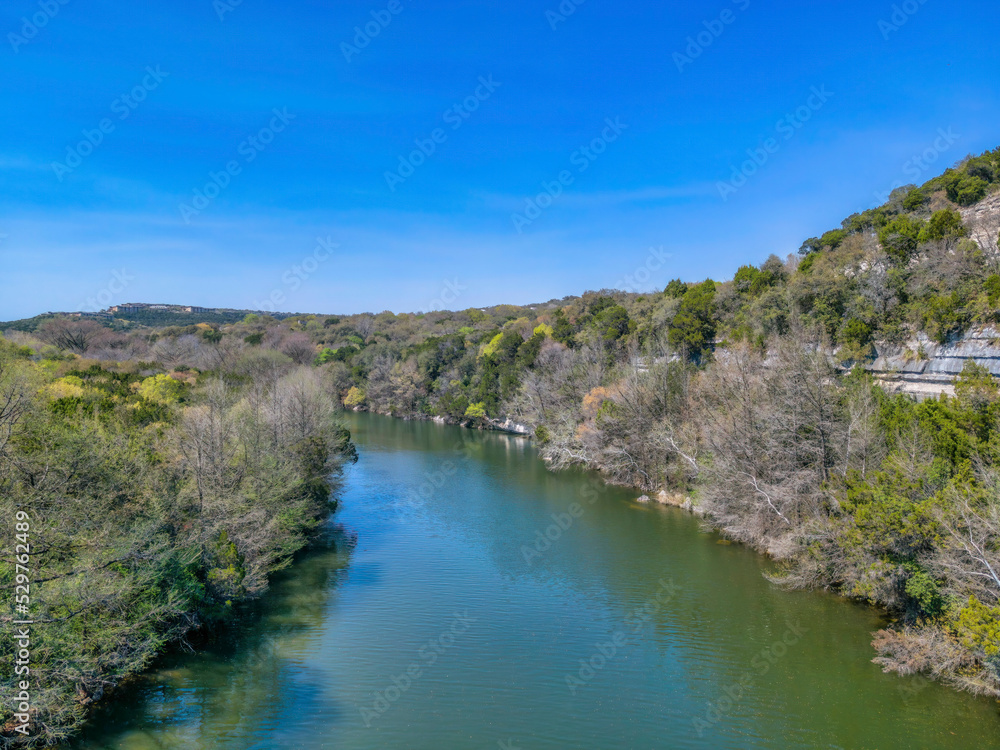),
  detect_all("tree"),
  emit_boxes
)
[919,209,966,243]
[551,308,575,345]
[593,304,633,343]
[667,280,717,361]
[37,318,110,354]
[946,173,989,206]
[137,373,187,404]
[878,215,925,263]
[465,402,487,419]
[663,279,687,298]
[344,386,365,407]
[954,360,999,414]
[903,187,927,211]
[839,318,874,360]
